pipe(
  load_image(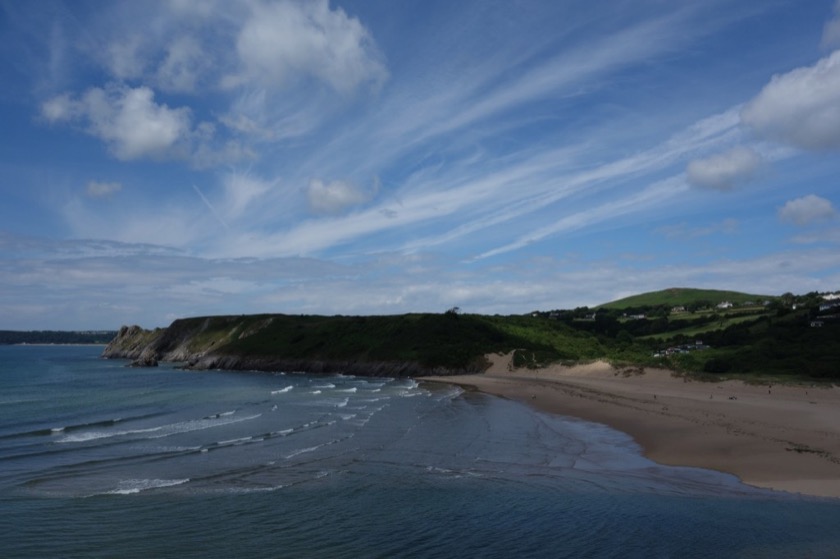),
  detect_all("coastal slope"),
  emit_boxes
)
[101,313,567,376]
